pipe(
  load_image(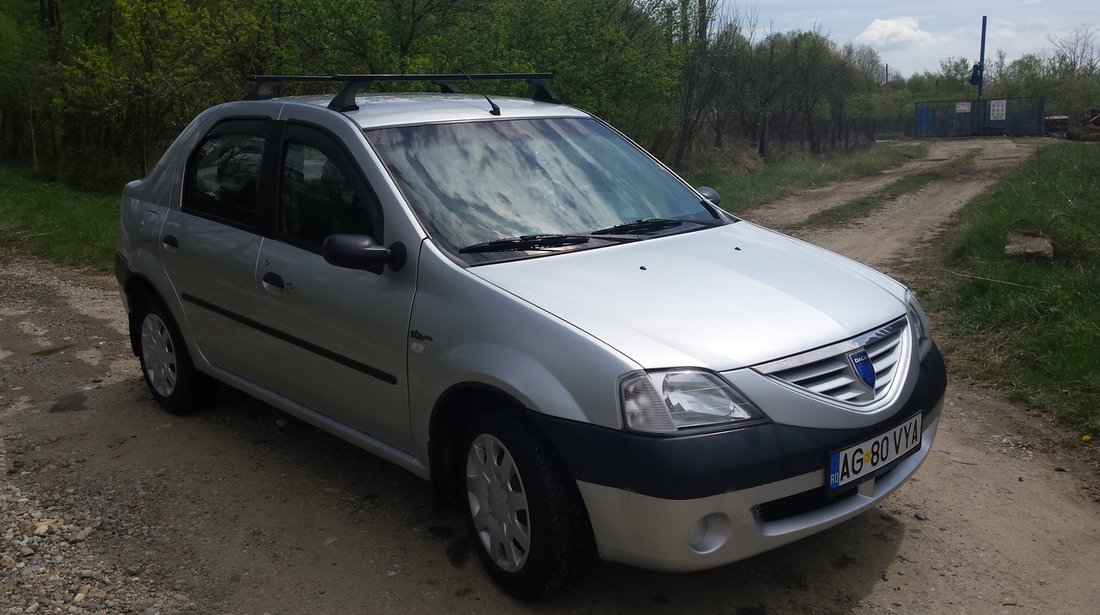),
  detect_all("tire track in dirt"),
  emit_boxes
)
[784,138,1034,269]
[745,139,1027,236]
